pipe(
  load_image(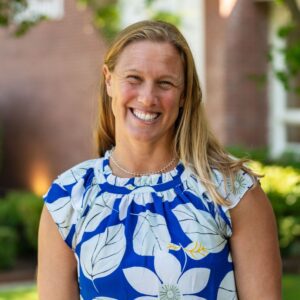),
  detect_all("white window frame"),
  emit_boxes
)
[268,3,300,158]
[15,0,64,22]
